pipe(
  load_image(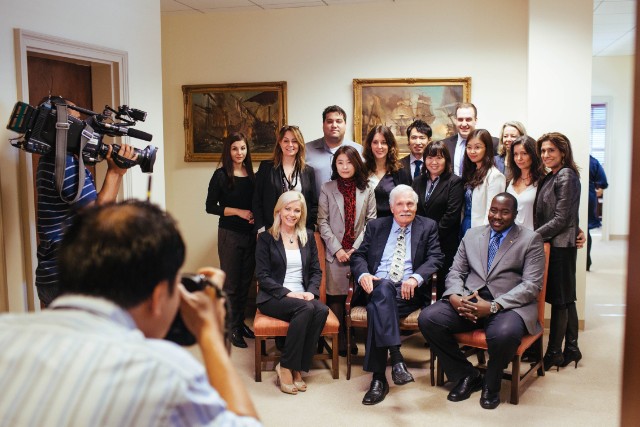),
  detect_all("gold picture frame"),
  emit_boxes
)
[183,81,287,162]
[353,77,471,154]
